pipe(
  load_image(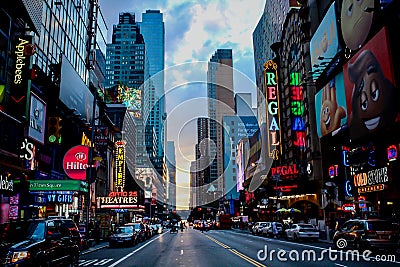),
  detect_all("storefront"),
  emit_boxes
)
[28,179,88,219]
